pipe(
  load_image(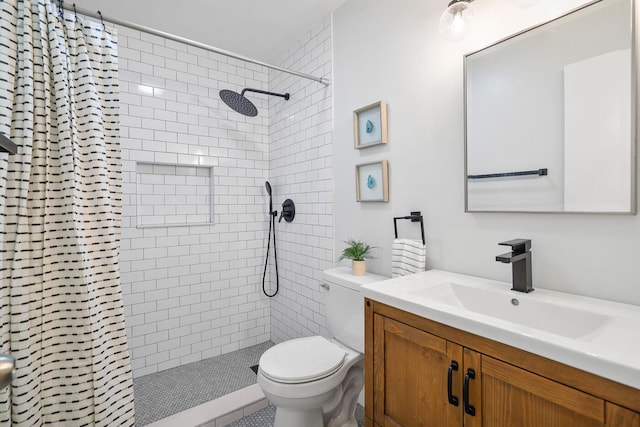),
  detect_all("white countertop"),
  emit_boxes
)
[360,269,640,390]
